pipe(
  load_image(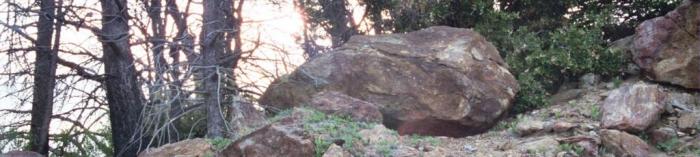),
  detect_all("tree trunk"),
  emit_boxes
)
[28,0,57,155]
[99,0,147,156]
[200,0,232,138]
